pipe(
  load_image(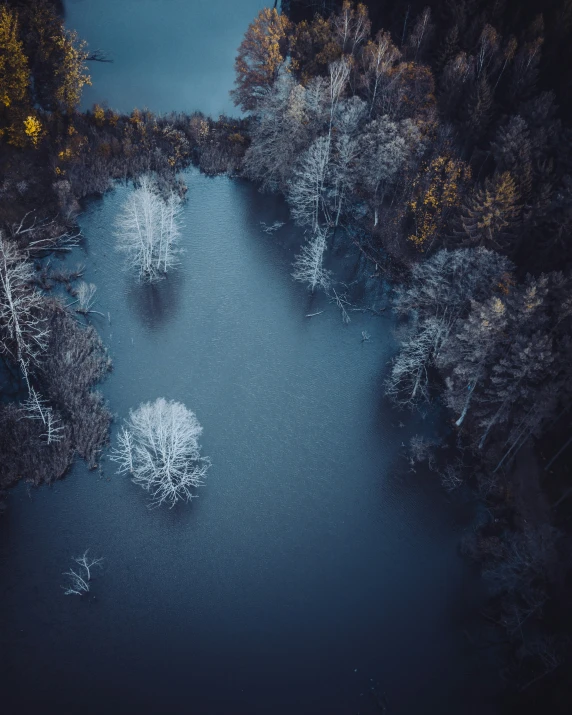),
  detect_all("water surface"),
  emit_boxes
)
[65,0,268,115]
